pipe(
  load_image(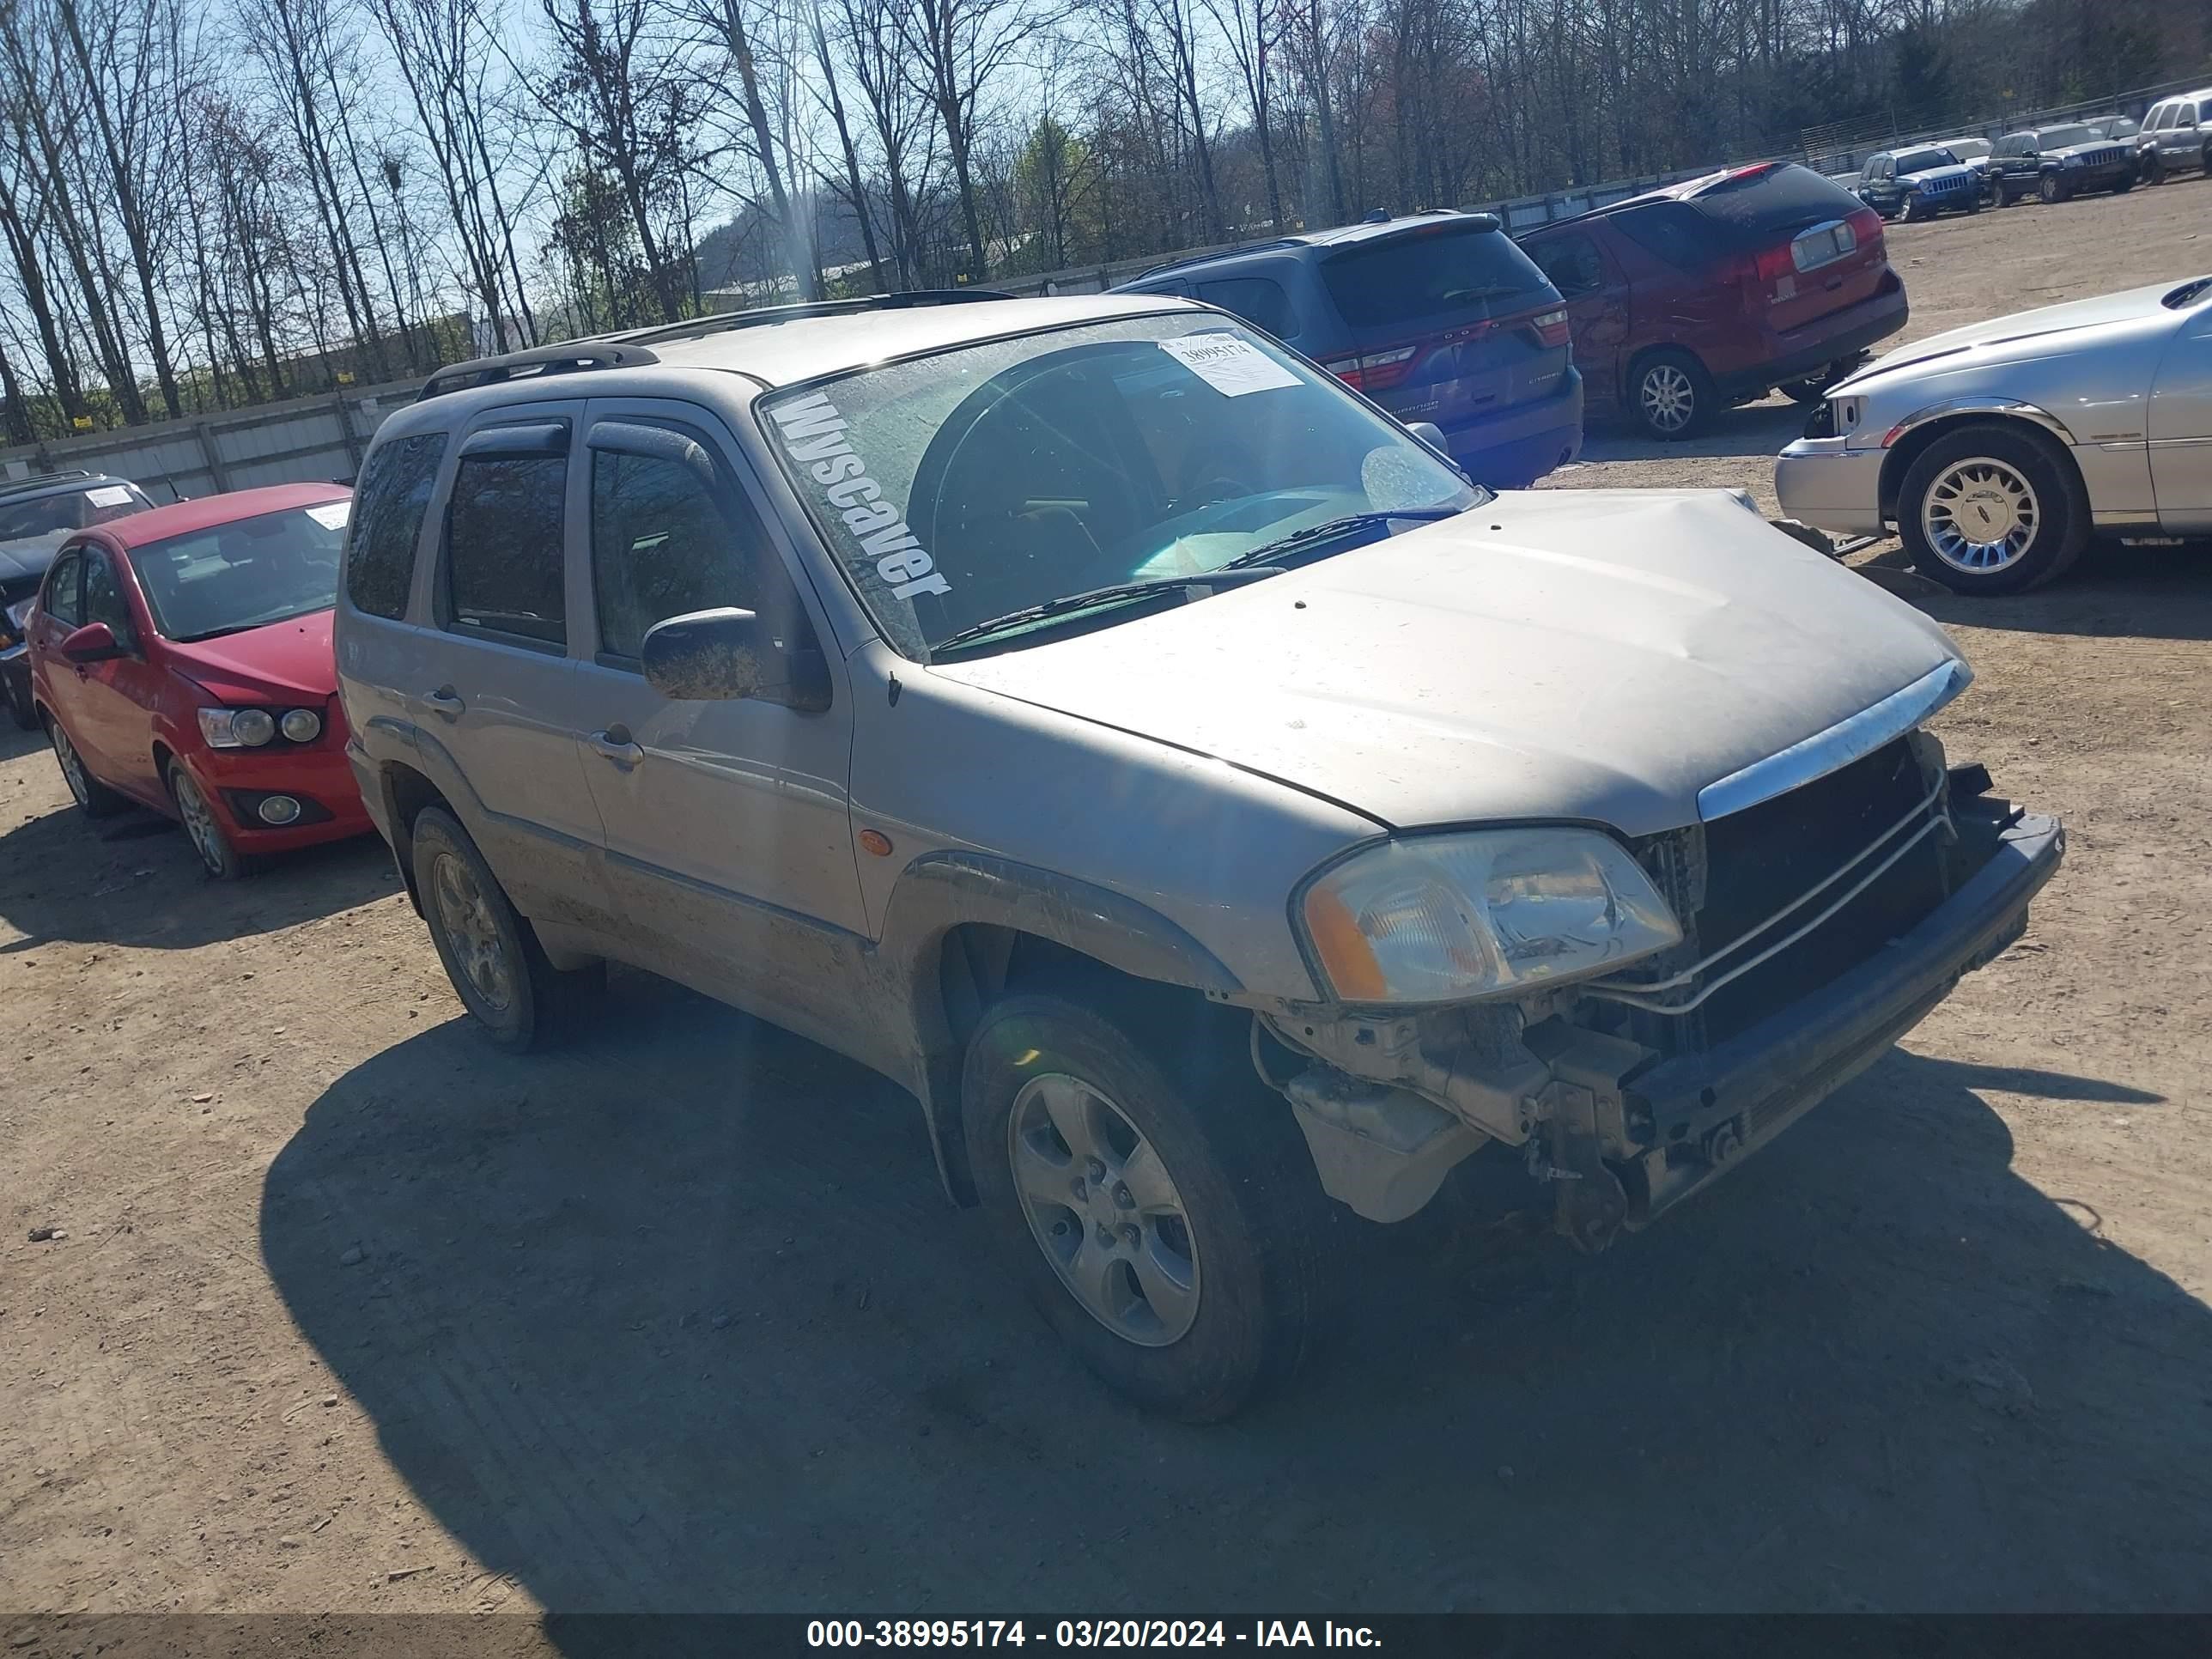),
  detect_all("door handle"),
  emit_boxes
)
[422,686,465,719]
[589,726,644,767]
